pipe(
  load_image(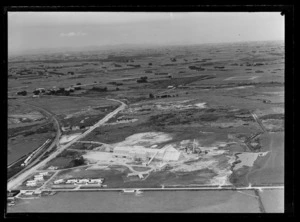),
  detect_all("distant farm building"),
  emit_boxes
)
[16,90,27,96]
